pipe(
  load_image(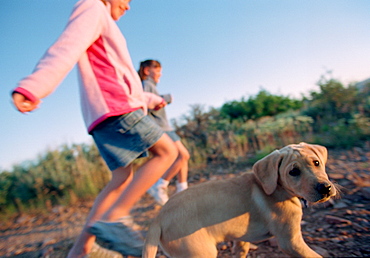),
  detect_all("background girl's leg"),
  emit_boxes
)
[67,165,134,258]
[158,140,190,182]
[173,141,190,183]
[148,140,190,204]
